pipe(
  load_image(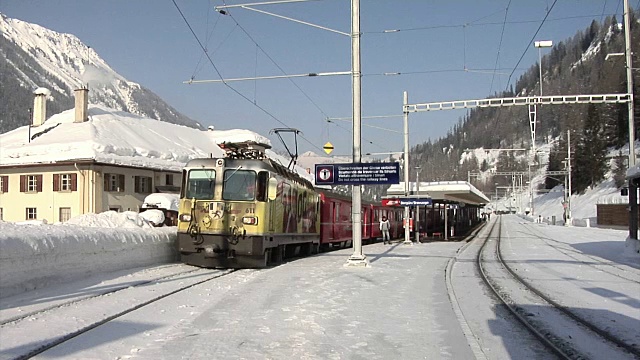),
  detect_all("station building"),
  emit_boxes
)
[384,181,490,240]
[0,87,277,223]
